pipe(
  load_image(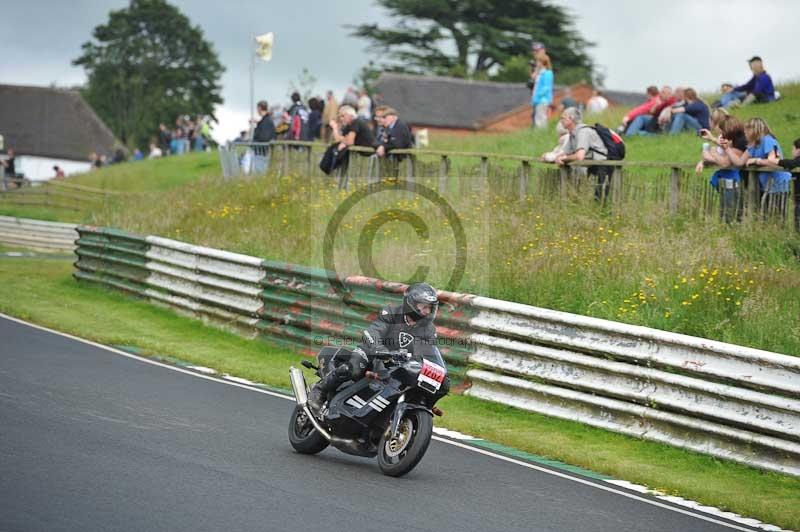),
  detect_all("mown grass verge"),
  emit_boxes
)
[0,256,797,529]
